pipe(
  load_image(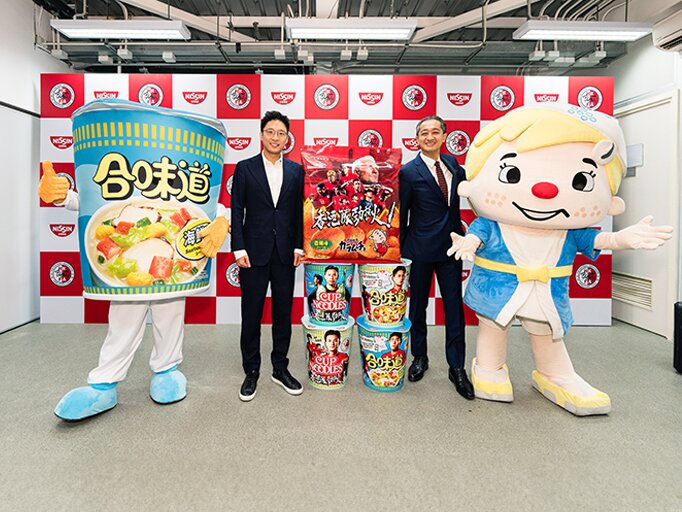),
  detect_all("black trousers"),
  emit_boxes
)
[408,257,466,369]
[238,247,296,373]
